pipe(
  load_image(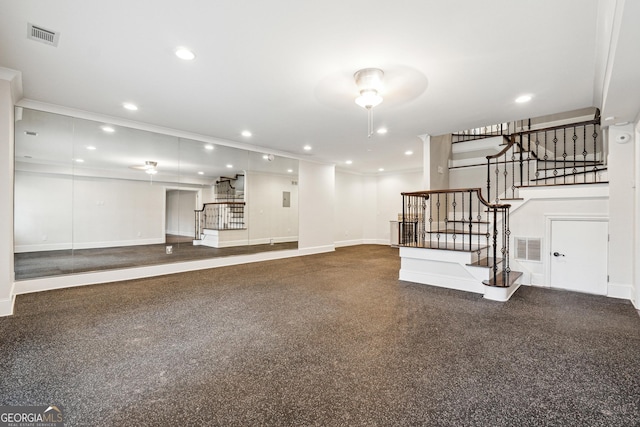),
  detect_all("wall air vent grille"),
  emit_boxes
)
[515,237,541,261]
[27,23,60,47]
